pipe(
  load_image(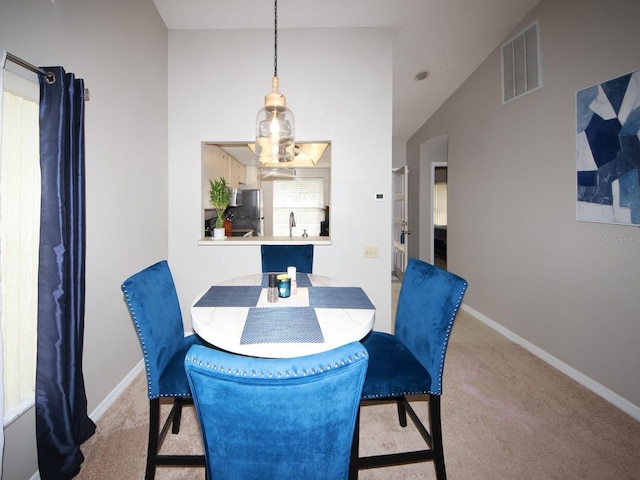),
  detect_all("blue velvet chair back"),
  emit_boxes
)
[261,244,314,273]
[122,260,193,399]
[394,258,467,395]
[185,342,368,480]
